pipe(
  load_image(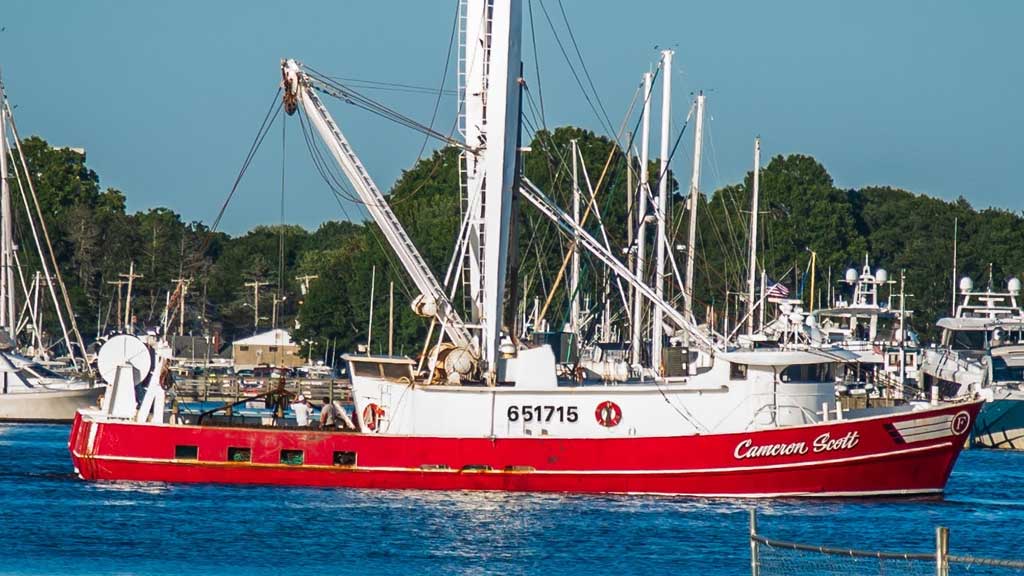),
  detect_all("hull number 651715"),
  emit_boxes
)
[507,405,579,423]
